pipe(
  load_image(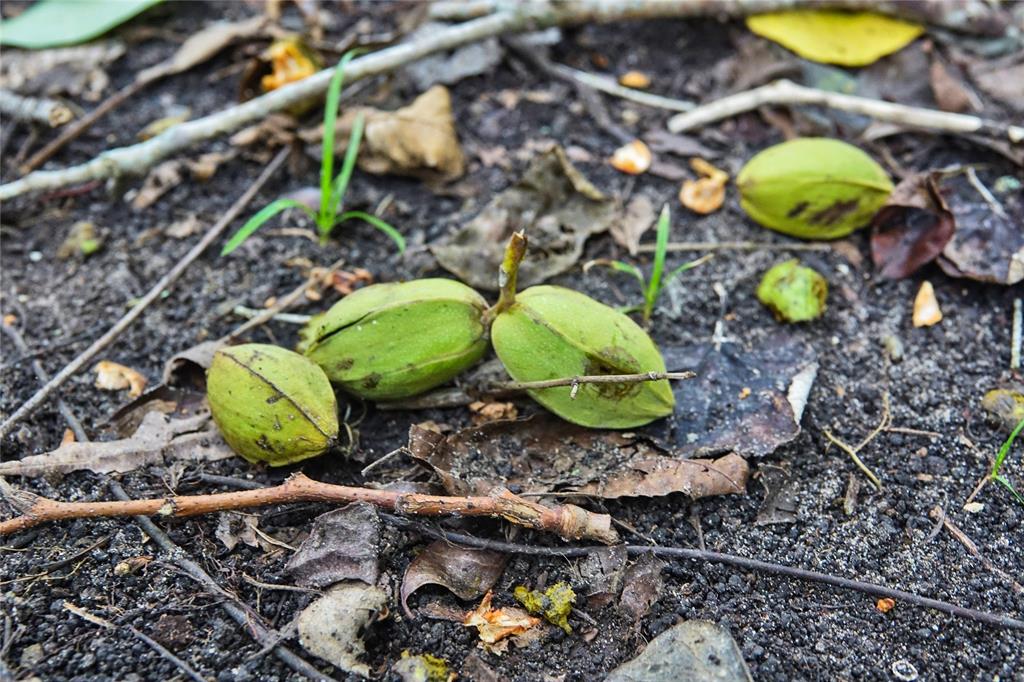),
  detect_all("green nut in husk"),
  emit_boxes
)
[207,344,339,466]
[490,234,674,429]
[737,138,893,240]
[757,259,828,322]
[300,278,489,400]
